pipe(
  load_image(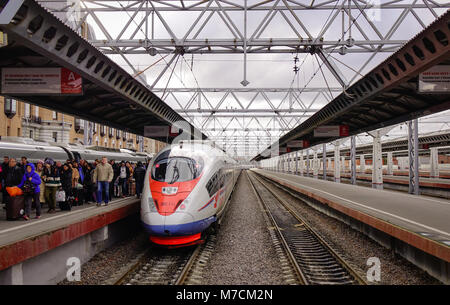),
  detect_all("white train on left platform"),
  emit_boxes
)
[140,141,241,247]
